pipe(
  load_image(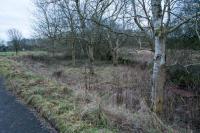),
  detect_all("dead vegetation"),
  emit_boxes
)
[0,49,199,132]
[9,52,171,132]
